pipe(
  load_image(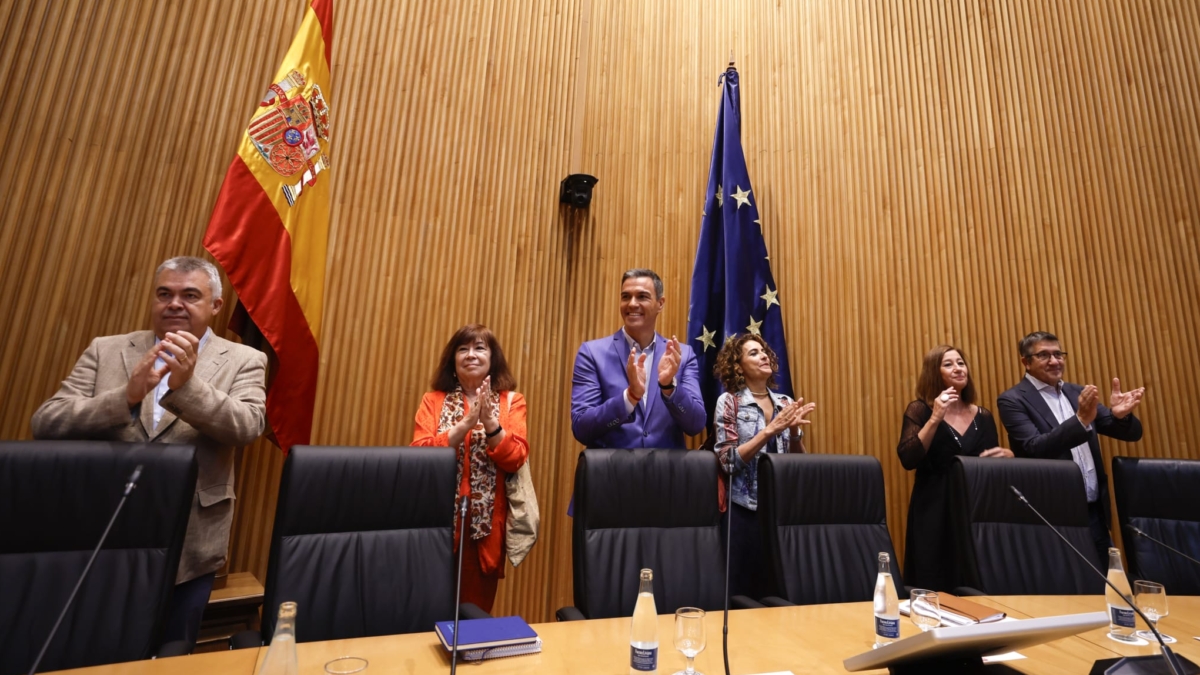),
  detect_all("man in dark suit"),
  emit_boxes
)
[570,268,706,450]
[996,331,1145,565]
